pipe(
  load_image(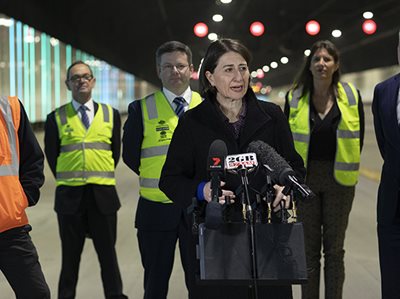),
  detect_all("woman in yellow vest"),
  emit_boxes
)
[284,40,364,299]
